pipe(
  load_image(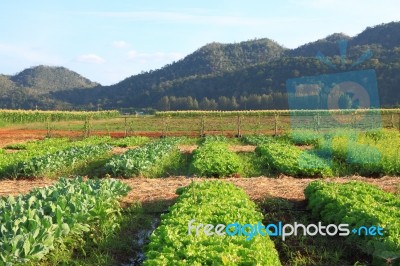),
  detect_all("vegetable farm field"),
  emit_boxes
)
[0,111,399,265]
